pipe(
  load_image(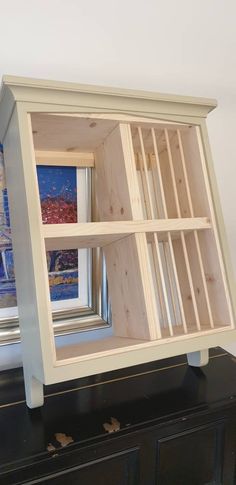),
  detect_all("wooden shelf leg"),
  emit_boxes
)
[187,349,209,367]
[23,368,44,408]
